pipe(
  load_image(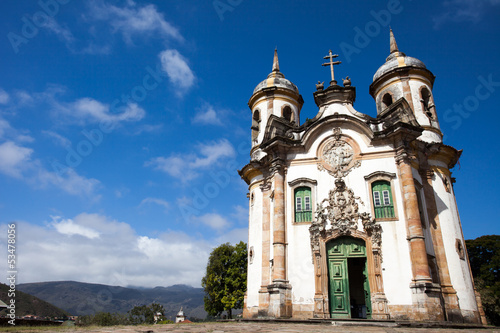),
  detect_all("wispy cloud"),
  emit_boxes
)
[145,139,235,181]
[433,0,500,28]
[139,197,170,213]
[42,17,75,44]
[42,130,71,148]
[0,89,10,104]
[0,141,33,178]
[0,137,99,198]
[159,49,196,96]
[192,103,224,126]
[89,1,183,44]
